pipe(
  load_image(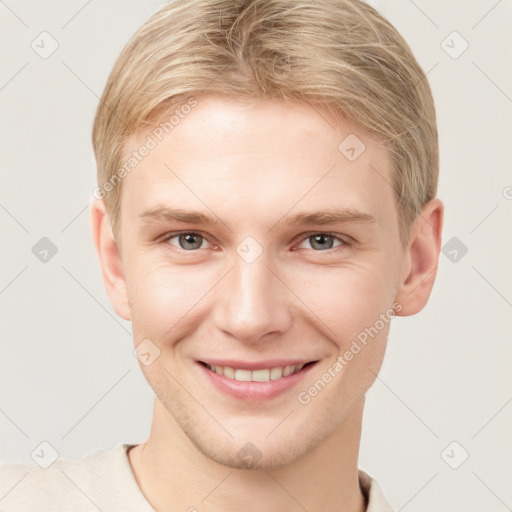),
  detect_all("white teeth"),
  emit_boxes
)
[283,365,295,377]
[234,369,252,381]
[252,369,270,382]
[223,366,235,379]
[270,367,283,380]
[207,363,307,382]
